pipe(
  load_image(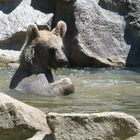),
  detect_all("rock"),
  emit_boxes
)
[0,49,20,68]
[48,0,140,67]
[68,0,131,67]
[1,0,140,68]
[0,92,51,140]
[99,0,140,67]
[27,131,52,140]
[47,112,140,140]
[127,133,140,140]
[0,1,53,51]
[0,0,22,14]
[98,0,132,15]
[51,0,129,67]
[0,0,53,68]
[125,0,140,67]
